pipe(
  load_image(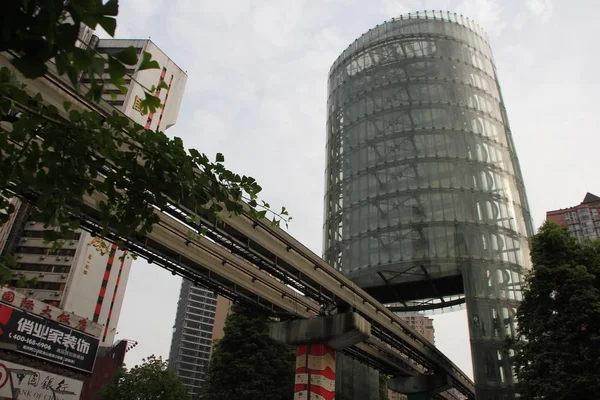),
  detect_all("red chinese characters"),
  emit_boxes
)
[20,297,34,311]
[76,318,87,332]
[41,306,52,318]
[57,312,71,325]
[2,291,15,303]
